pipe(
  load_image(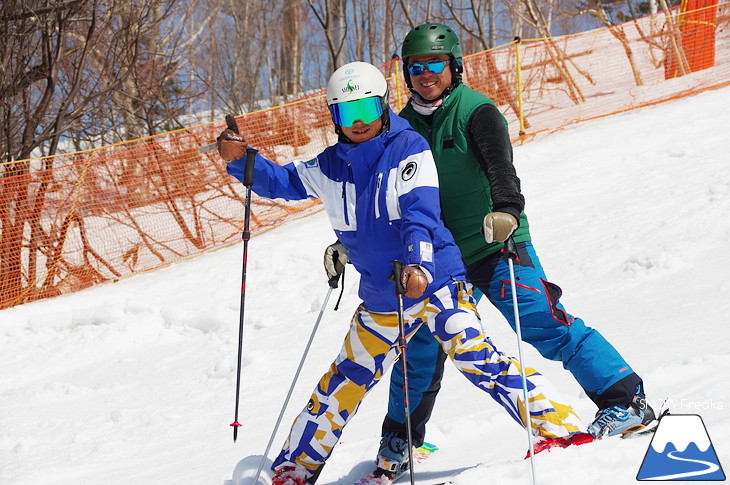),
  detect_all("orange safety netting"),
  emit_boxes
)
[1,2,728,309]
